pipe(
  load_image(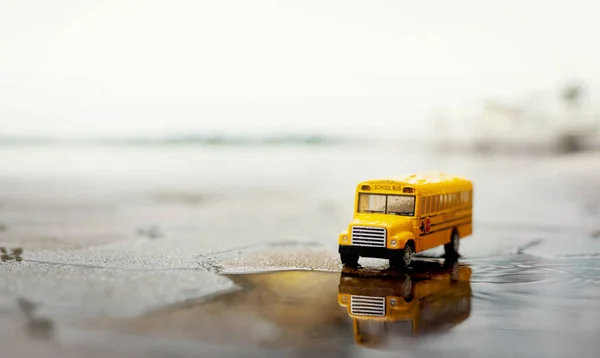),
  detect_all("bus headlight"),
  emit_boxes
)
[391,240,397,247]
[390,298,397,307]
[342,235,348,242]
